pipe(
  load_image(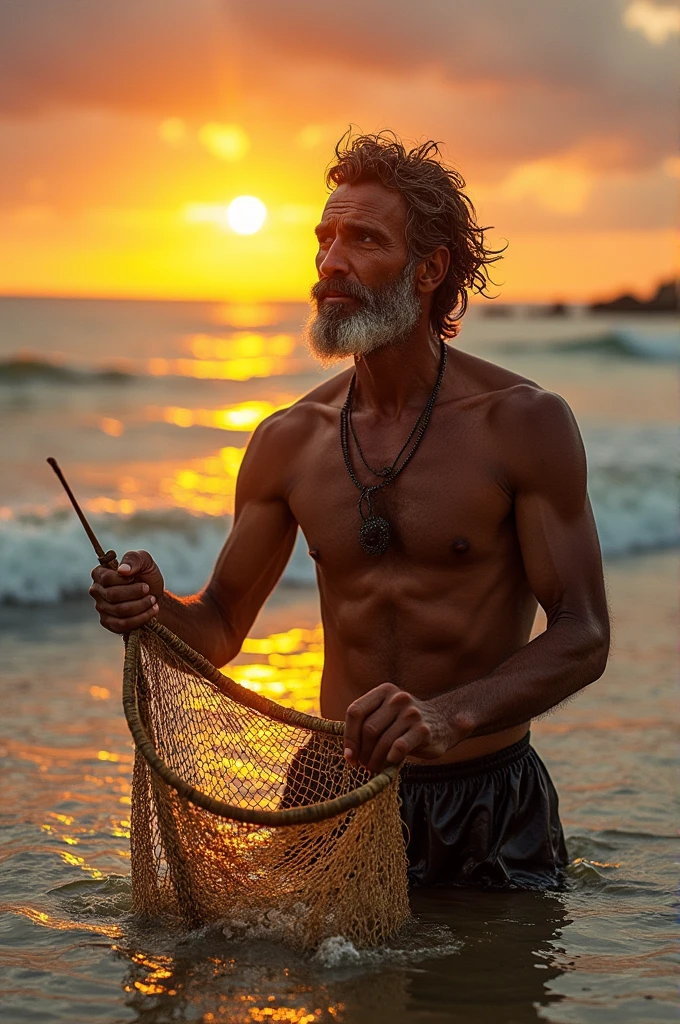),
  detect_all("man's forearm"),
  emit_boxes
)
[433,617,610,743]
[155,589,238,667]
